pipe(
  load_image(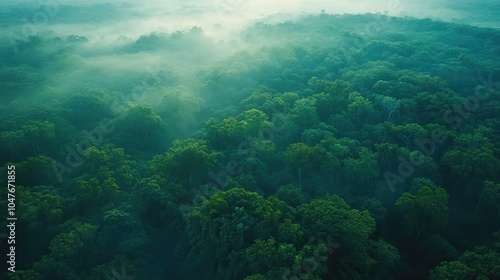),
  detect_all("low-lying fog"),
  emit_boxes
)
[1,0,498,43]
[0,0,497,117]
